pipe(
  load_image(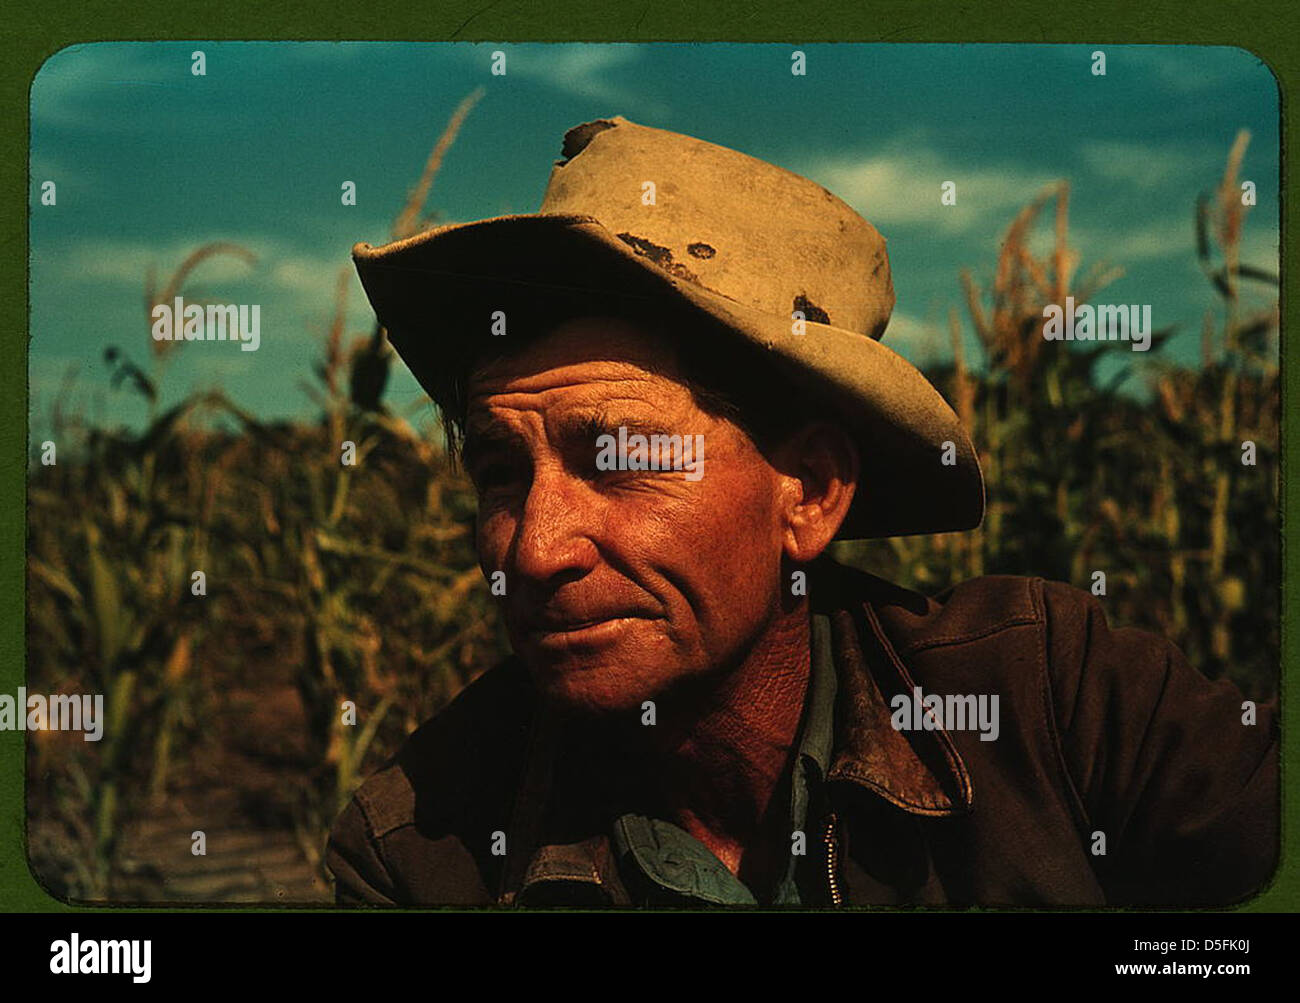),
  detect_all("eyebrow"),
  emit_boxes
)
[462,409,685,468]
[554,411,680,447]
